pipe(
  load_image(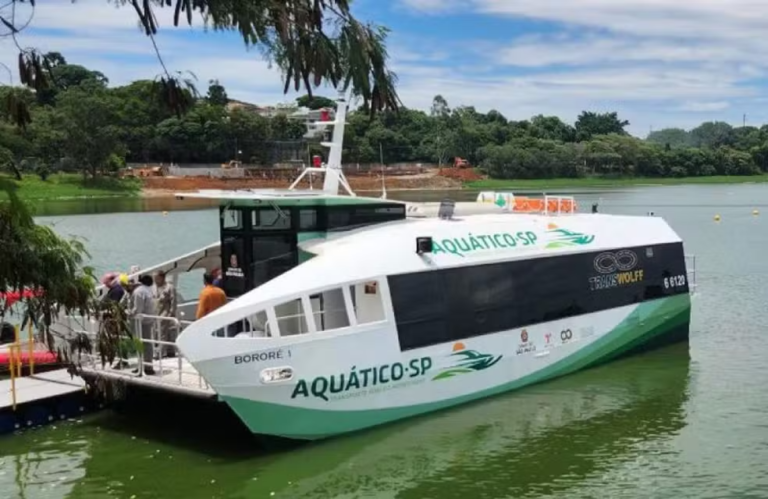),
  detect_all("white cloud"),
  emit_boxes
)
[397,0,470,14]
[0,0,294,104]
[1,0,766,135]
[477,0,768,42]
[678,101,731,112]
[421,0,768,132]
